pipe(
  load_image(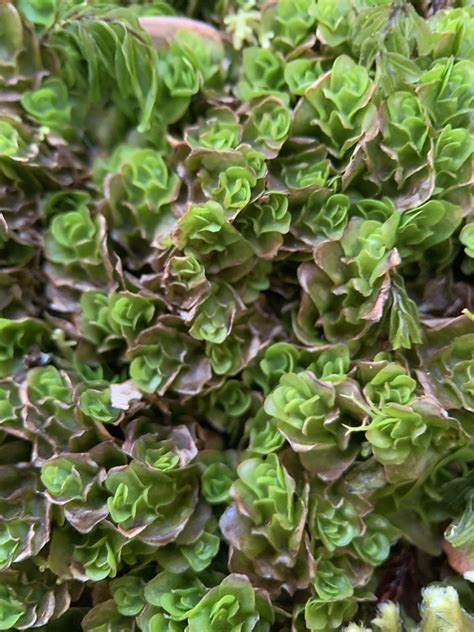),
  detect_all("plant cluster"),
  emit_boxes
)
[0,0,473,630]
